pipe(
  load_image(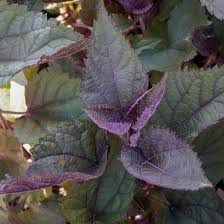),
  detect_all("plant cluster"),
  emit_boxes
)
[1,0,224,223]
